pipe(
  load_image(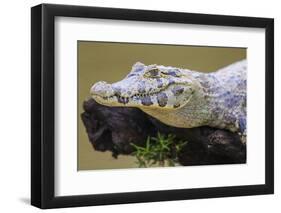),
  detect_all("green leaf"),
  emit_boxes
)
[130,133,188,168]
